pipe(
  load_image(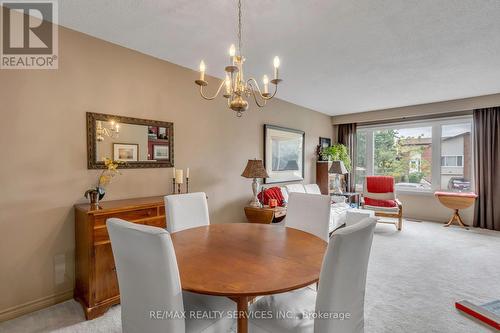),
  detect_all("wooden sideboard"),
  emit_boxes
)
[74,196,166,319]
